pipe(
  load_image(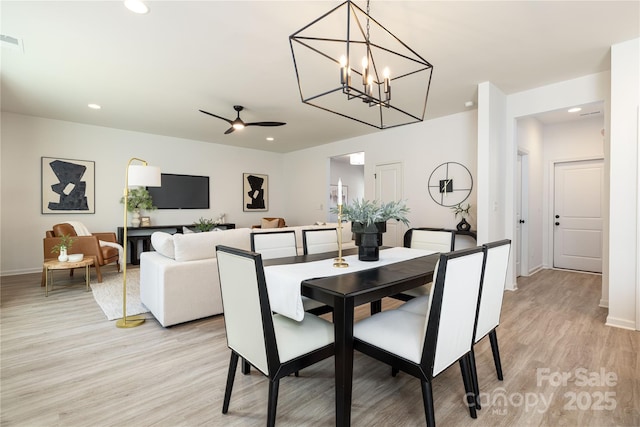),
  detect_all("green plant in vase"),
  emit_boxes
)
[120,187,156,226]
[193,217,219,232]
[51,234,75,262]
[331,199,410,261]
